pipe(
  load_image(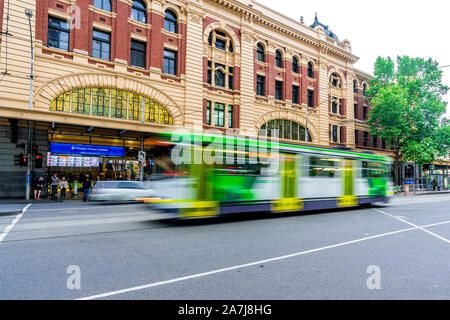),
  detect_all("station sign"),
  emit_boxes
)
[50,143,125,157]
